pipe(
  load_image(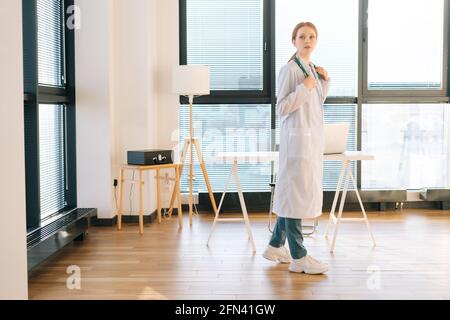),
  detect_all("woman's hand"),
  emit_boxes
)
[315,66,329,81]
[303,75,316,90]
